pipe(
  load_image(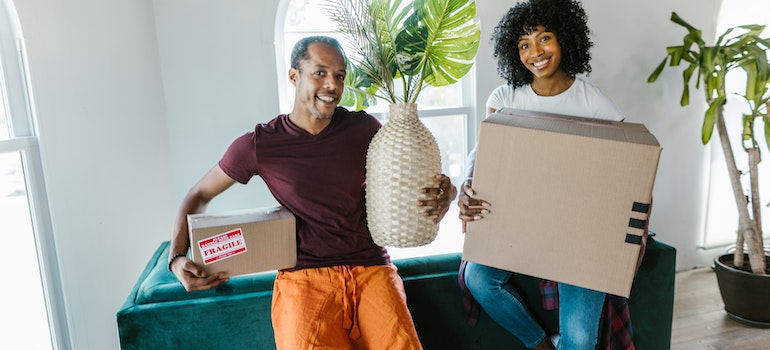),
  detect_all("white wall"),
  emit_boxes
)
[14,0,173,349]
[152,0,281,212]
[10,0,729,349]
